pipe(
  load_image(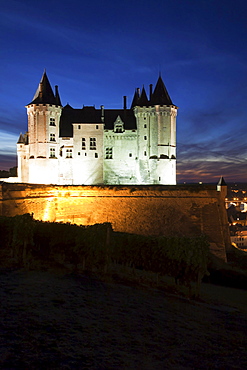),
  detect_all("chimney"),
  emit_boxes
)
[137,88,141,97]
[55,85,59,97]
[101,105,104,122]
[123,96,127,109]
[149,84,153,101]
